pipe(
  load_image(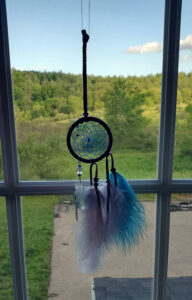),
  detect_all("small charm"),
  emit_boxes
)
[74,162,84,221]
